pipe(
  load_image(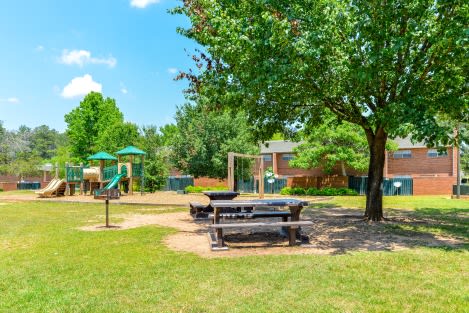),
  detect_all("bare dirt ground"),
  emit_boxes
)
[79,209,466,258]
[2,192,466,258]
